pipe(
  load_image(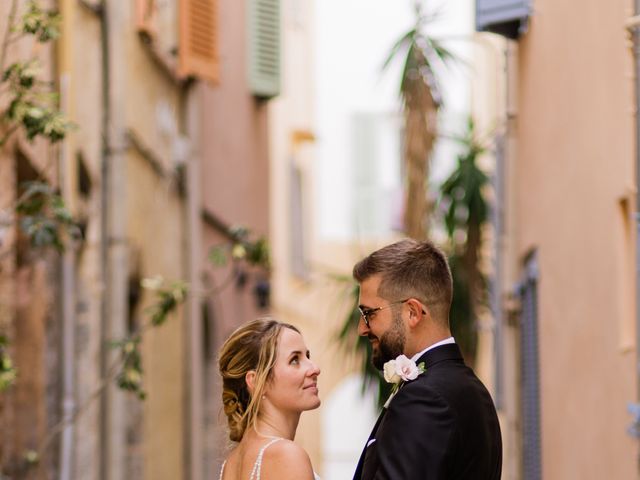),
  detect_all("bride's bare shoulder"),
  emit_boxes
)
[261,440,314,479]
